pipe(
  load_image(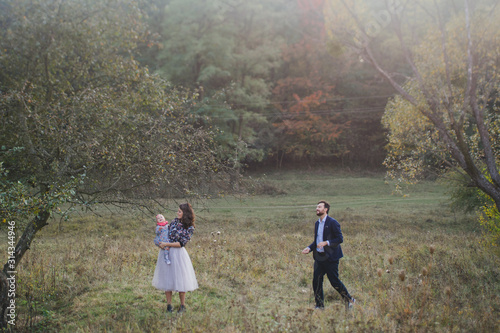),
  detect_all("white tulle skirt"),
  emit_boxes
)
[152,247,198,292]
